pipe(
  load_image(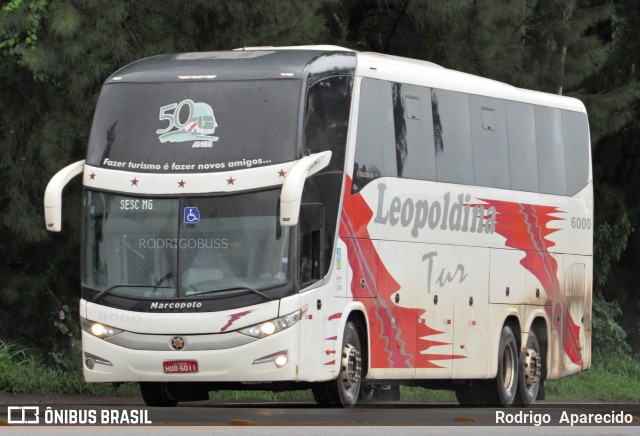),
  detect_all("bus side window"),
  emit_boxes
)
[353,78,396,193]
[535,106,567,195]
[395,84,436,181]
[562,110,590,195]
[470,95,509,189]
[431,89,474,186]
[299,205,324,288]
[506,101,539,193]
[303,75,353,172]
